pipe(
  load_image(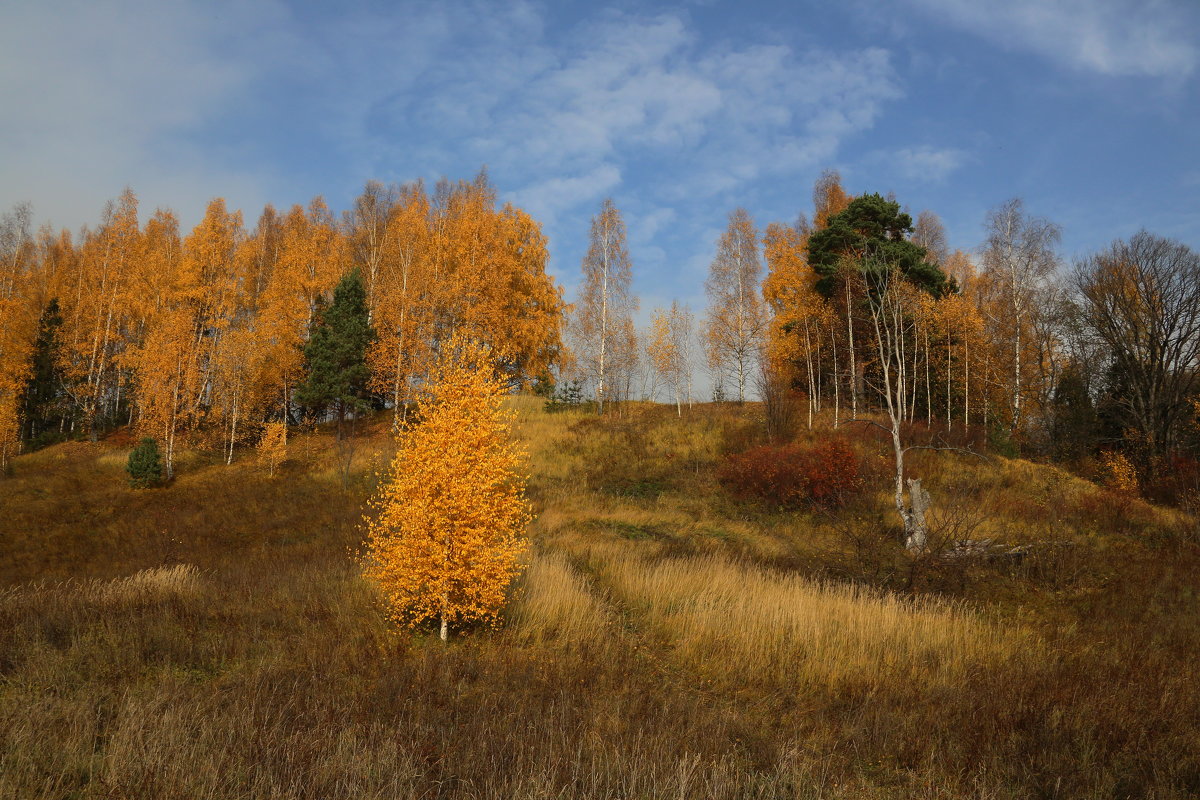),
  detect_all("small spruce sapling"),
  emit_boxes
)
[127,437,164,488]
